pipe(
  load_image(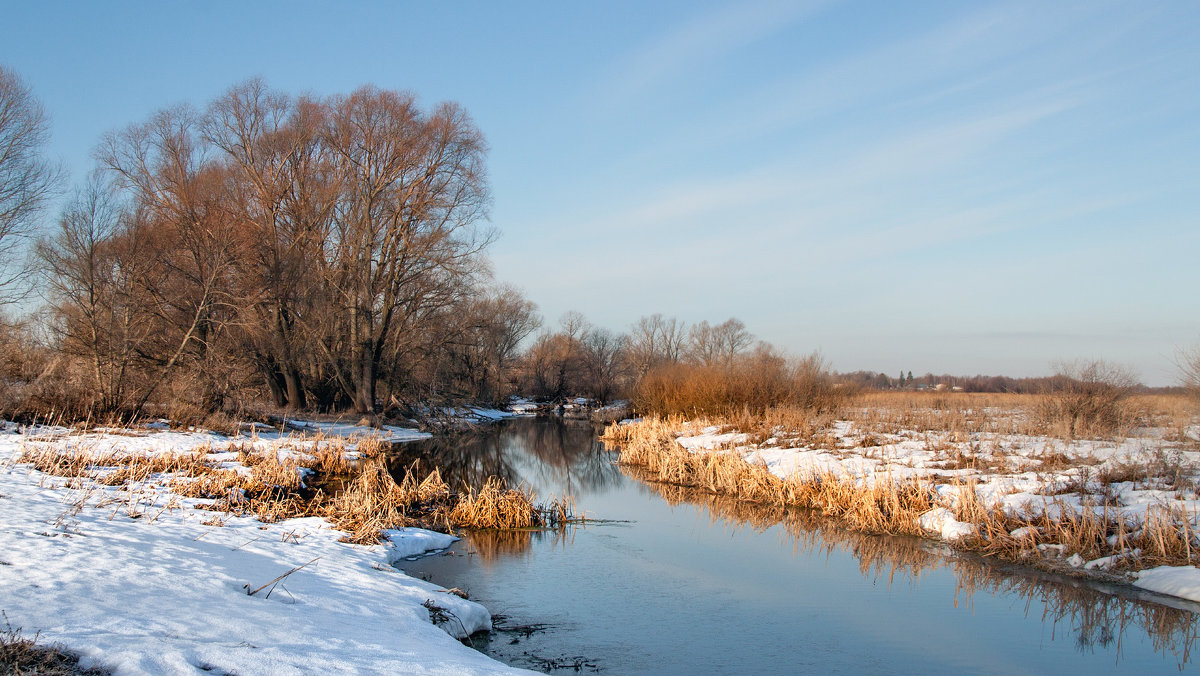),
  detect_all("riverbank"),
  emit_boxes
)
[0,418,534,675]
[603,396,1200,604]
